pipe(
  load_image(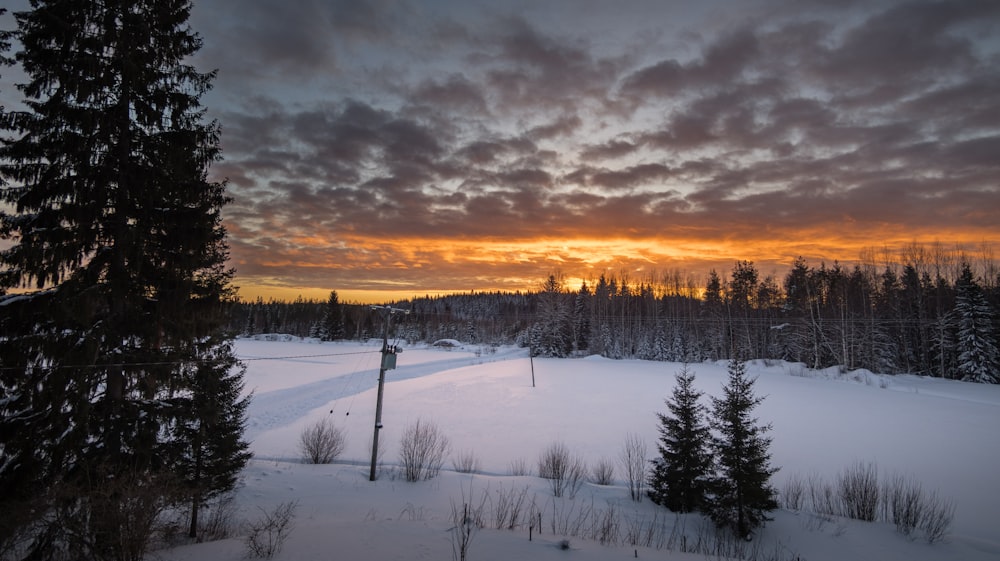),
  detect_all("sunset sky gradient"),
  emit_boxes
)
[5,0,1000,303]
